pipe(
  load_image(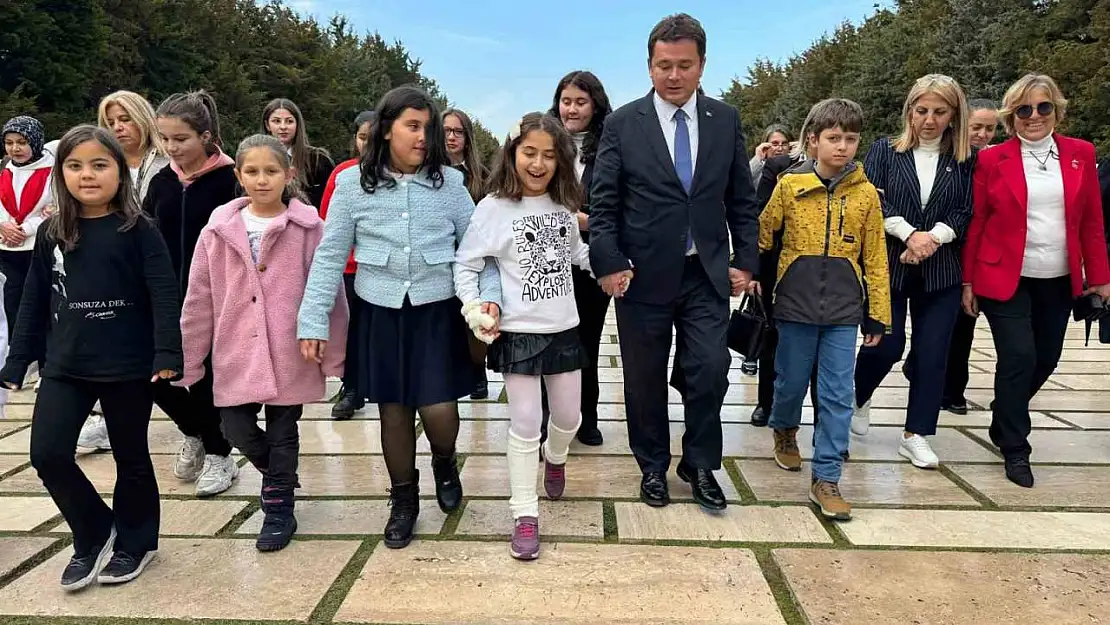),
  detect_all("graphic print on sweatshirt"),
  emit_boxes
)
[52,244,133,322]
[513,211,574,302]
